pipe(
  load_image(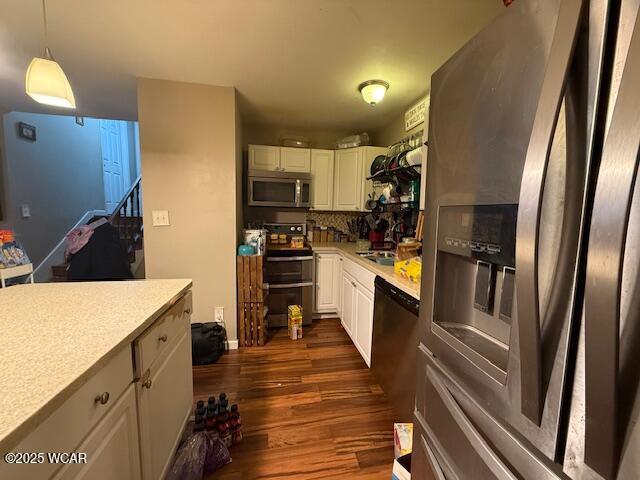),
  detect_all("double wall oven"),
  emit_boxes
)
[264,223,313,327]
